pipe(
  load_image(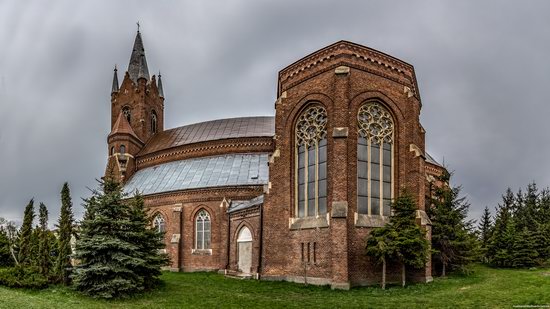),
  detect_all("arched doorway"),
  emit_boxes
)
[237,226,253,274]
